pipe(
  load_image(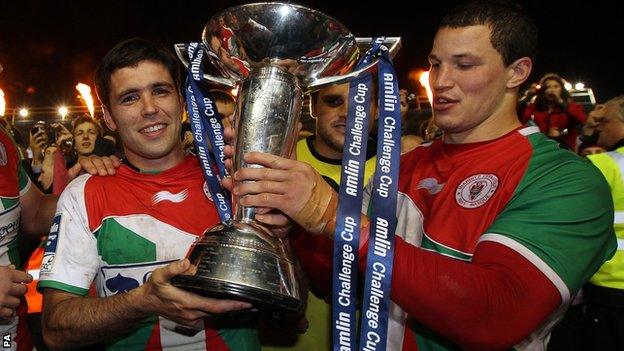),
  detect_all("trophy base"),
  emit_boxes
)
[171,275,302,319]
[171,221,304,321]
